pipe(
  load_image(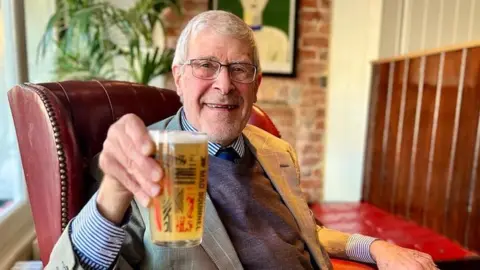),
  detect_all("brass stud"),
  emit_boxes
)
[55,138,60,143]
[53,126,59,132]
[62,222,67,228]
[57,150,64,156]
[56,144,63,150]
[54,132,60,137]
[60,169,66,174]
[59,162,65,168]
[61,191,66,197]
[61,202,66,207]
[60,174,67,180]
[61,212,67,218]
[48,111,54,117]
[59,156,65,162]
[61,197,66,202]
